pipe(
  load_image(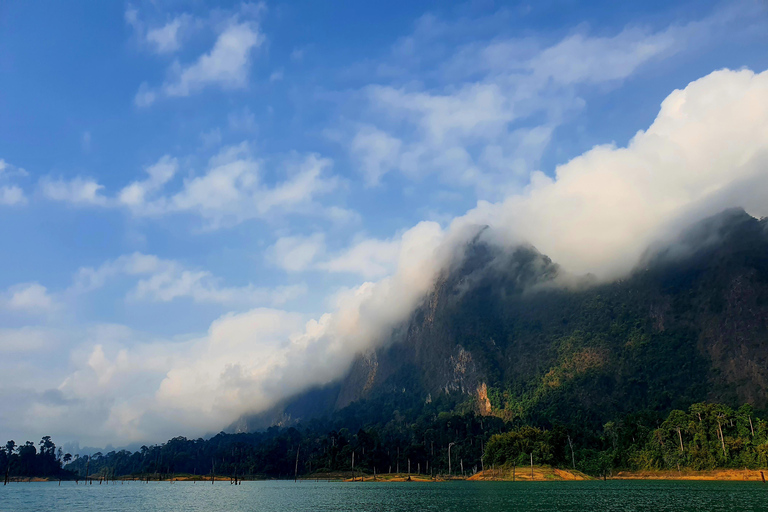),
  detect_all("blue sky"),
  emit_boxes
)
[1,0,768,448]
